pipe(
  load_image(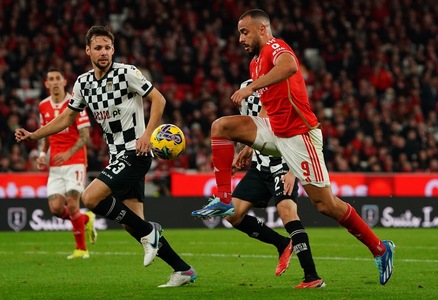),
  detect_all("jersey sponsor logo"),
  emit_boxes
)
[109,106,122,119]
[93,107,122,121]
[94,110,111,121]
